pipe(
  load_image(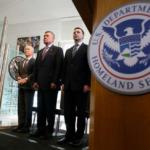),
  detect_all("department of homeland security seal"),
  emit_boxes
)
[88,2,150,95]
